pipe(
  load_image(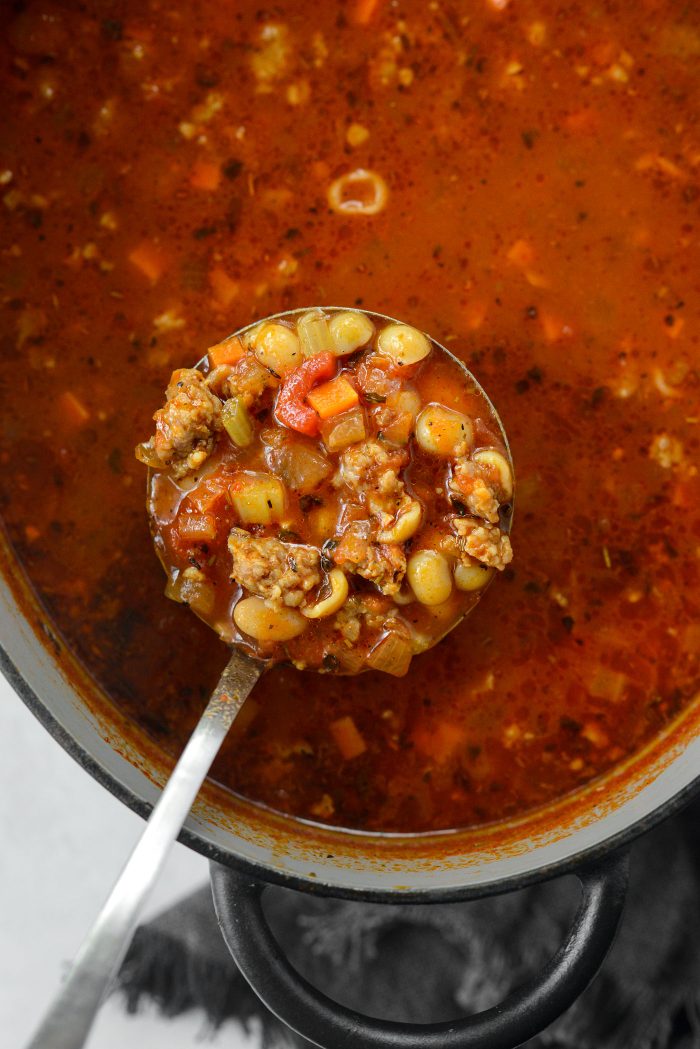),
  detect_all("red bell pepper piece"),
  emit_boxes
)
[275,351,336,436]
